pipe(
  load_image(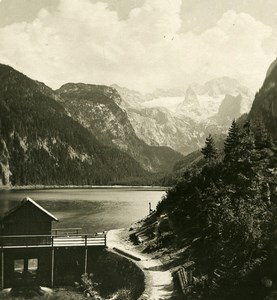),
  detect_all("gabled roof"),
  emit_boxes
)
[1,197,58,222]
